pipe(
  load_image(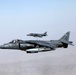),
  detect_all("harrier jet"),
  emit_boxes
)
[27,31,47,38]
[0,31,74,53]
